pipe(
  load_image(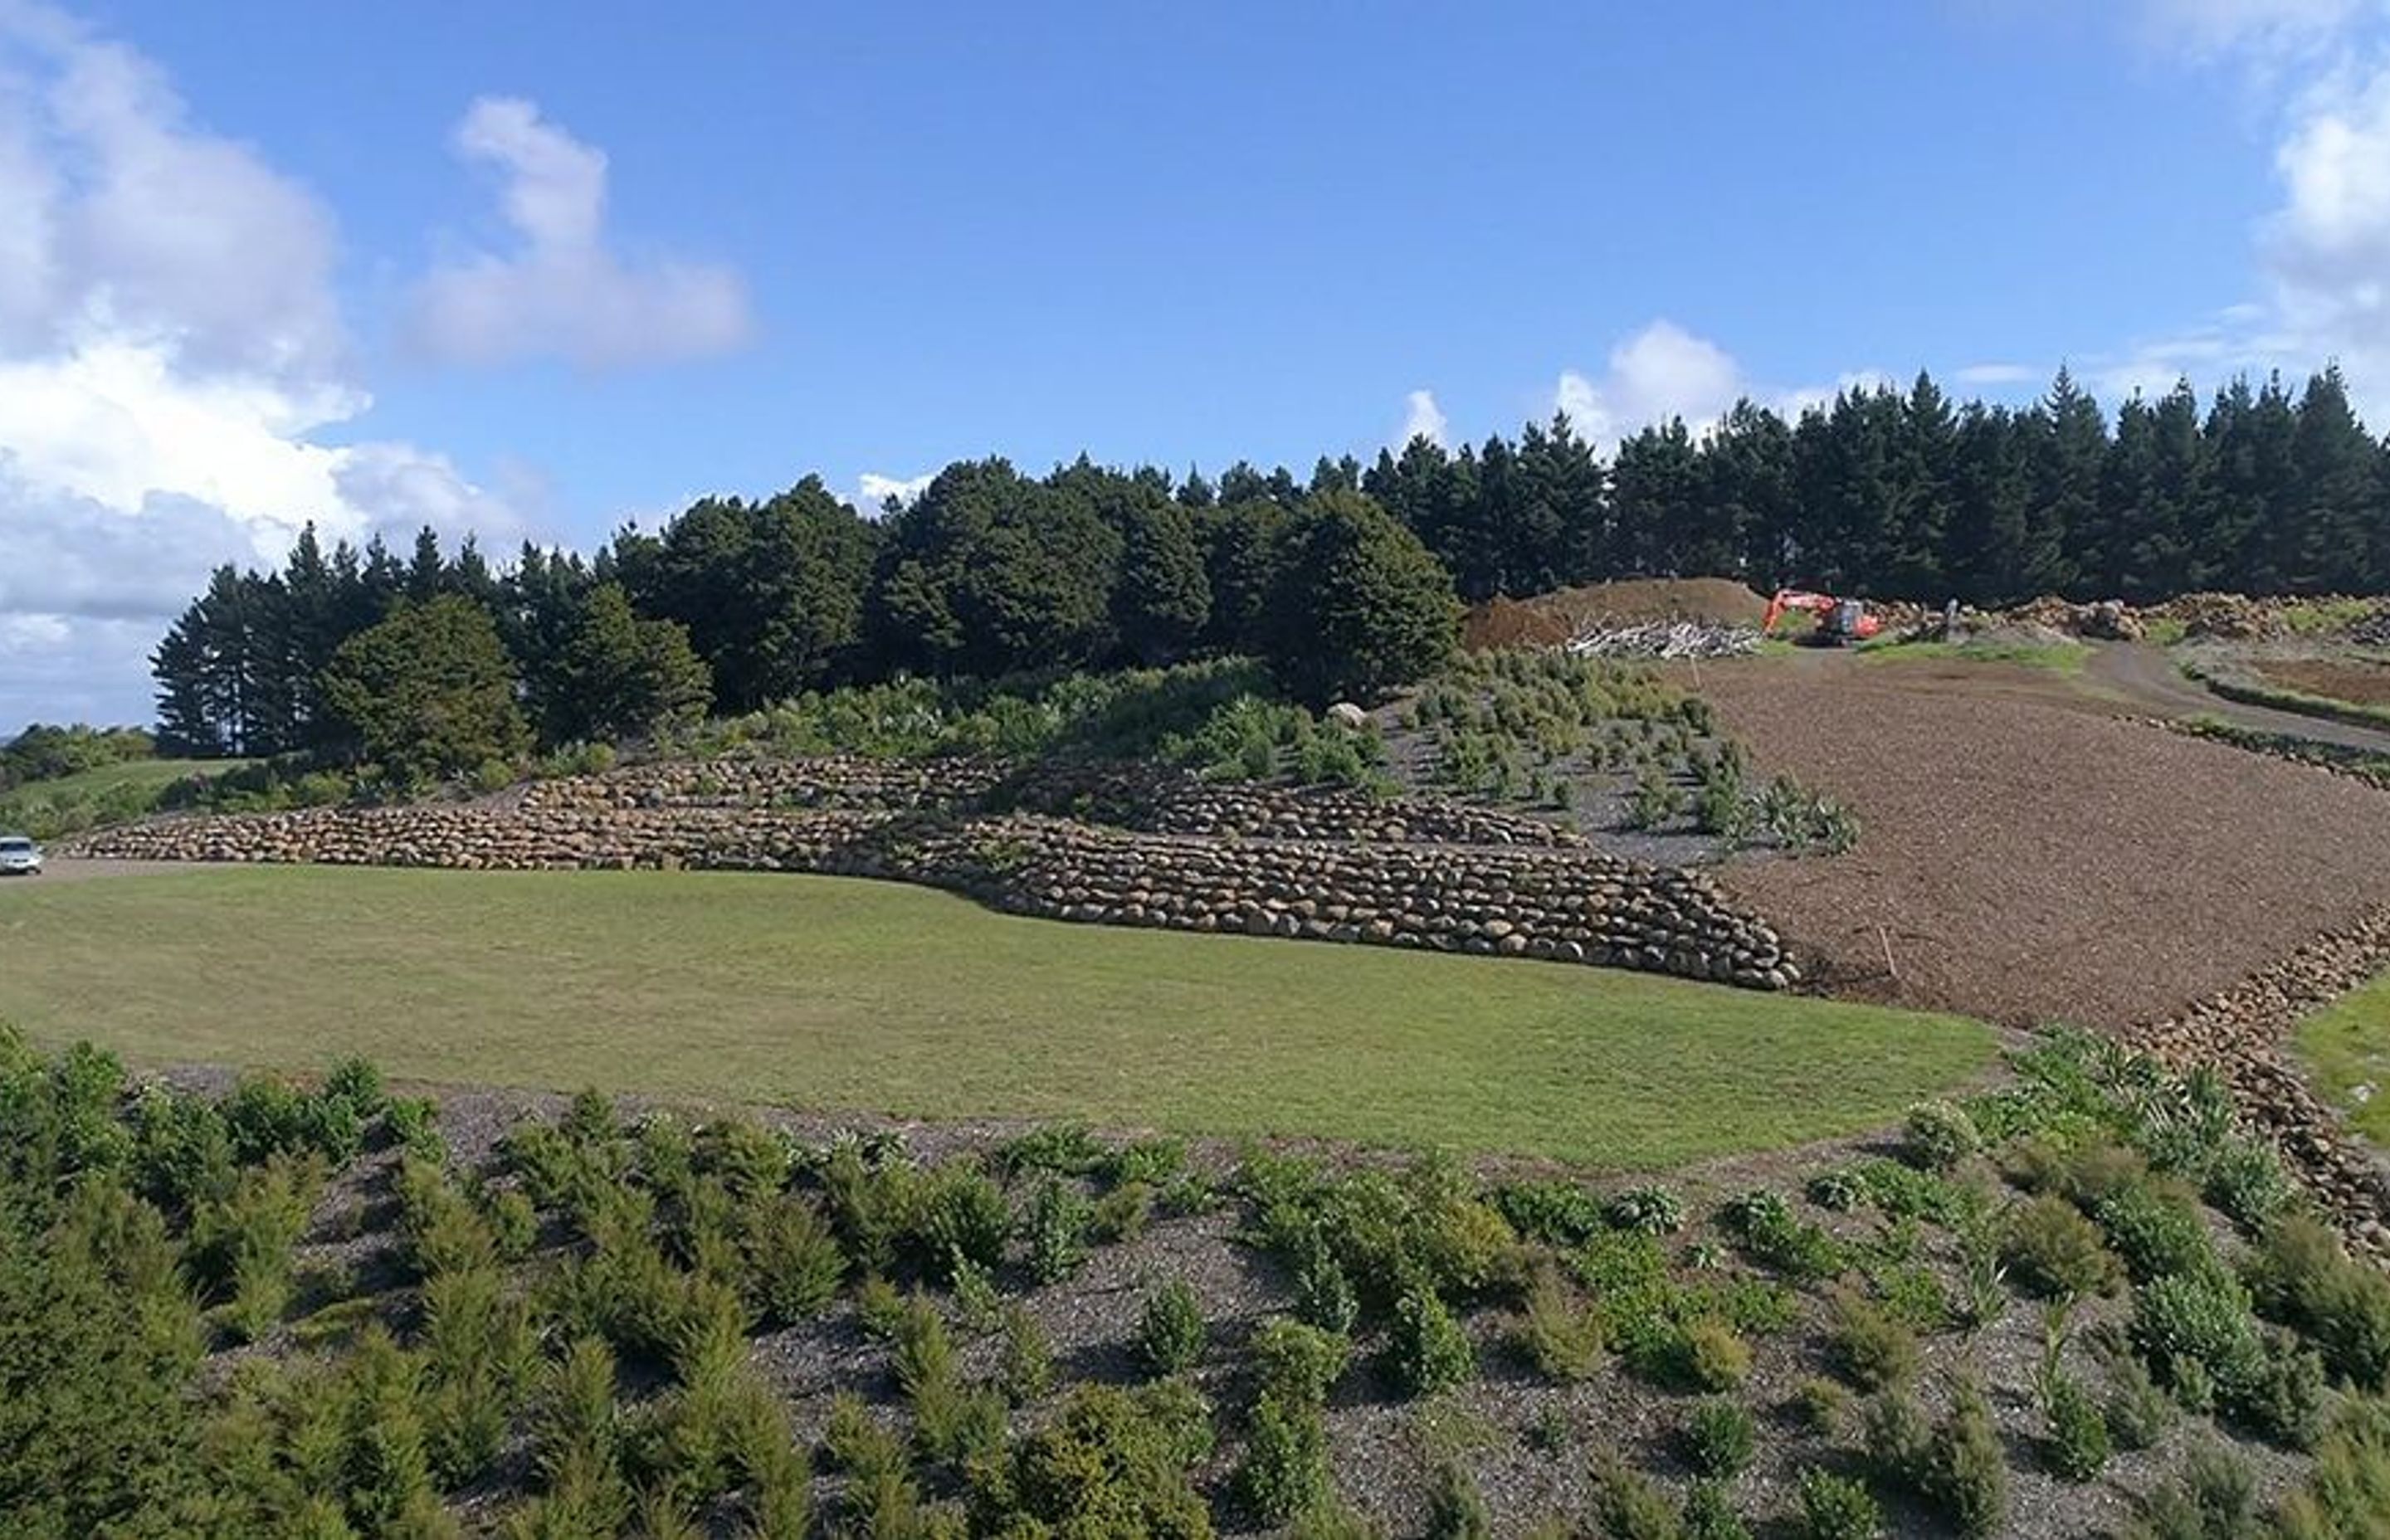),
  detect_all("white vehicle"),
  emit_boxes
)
[0,836,42,876]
